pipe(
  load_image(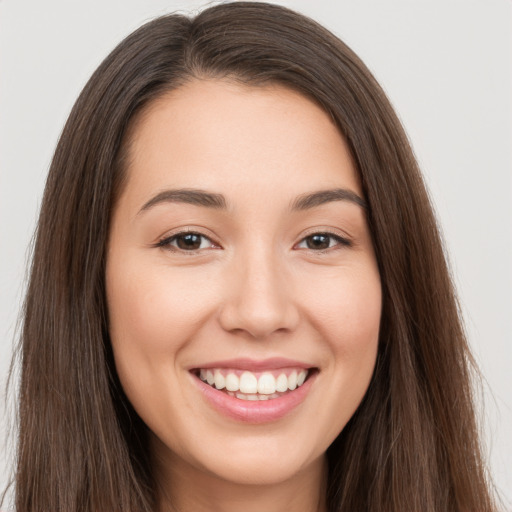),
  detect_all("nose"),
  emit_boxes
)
[218,247,300,339]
